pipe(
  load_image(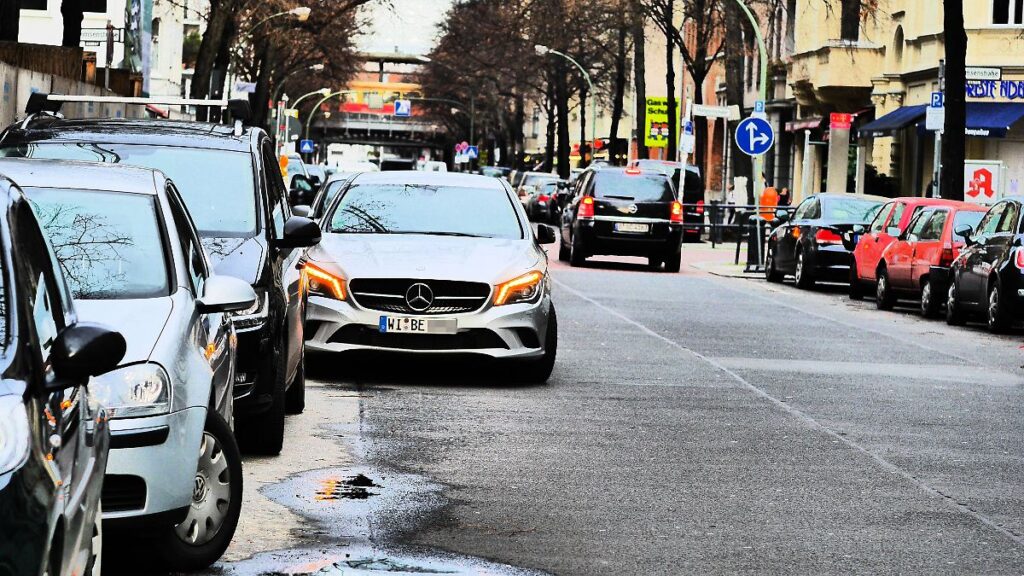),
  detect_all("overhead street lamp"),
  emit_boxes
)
[272,63,326,106]
[248,7,311,35]
[277,88,330,153]
[536,44,596,166]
